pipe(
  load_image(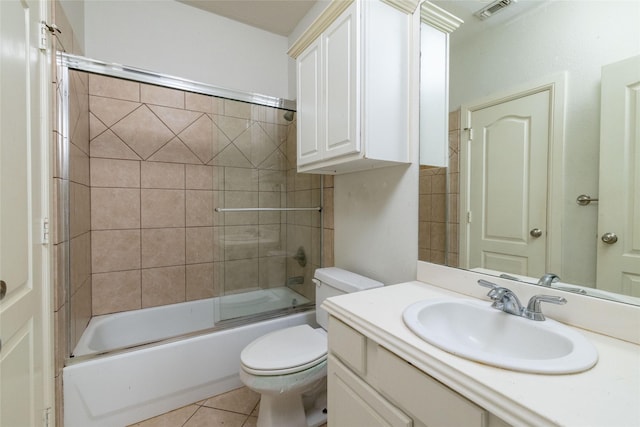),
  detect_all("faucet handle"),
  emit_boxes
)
[477,279,503,300]
[524,295,567,321]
